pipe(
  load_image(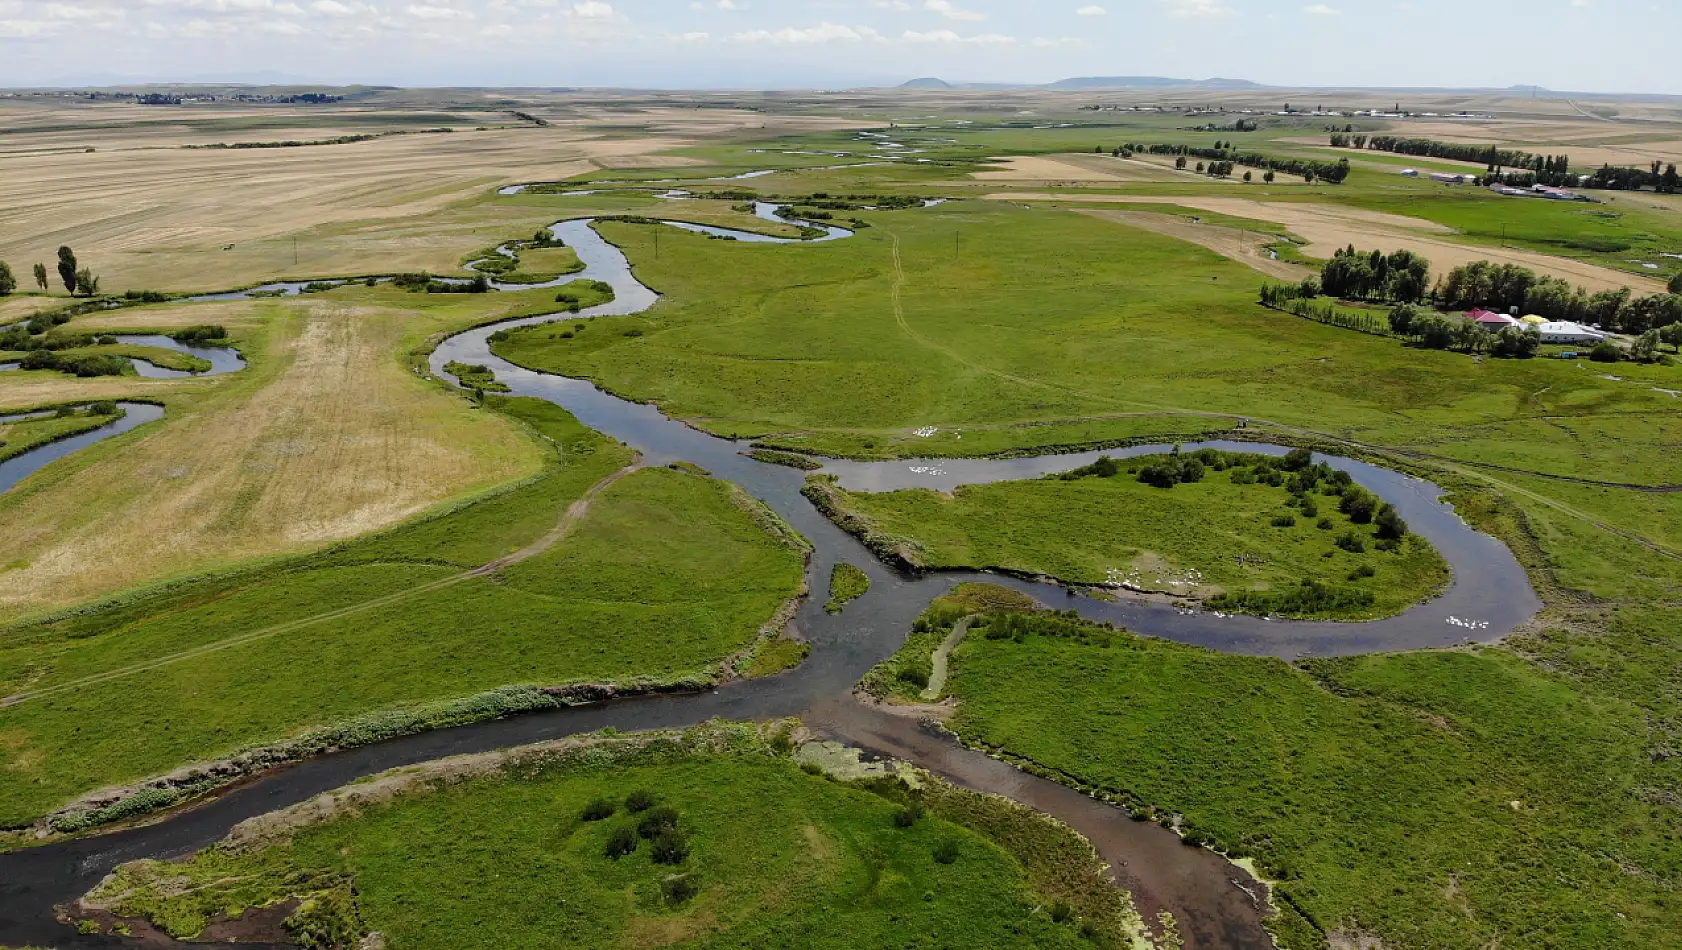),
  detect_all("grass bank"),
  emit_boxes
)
[71,723,1132,949]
